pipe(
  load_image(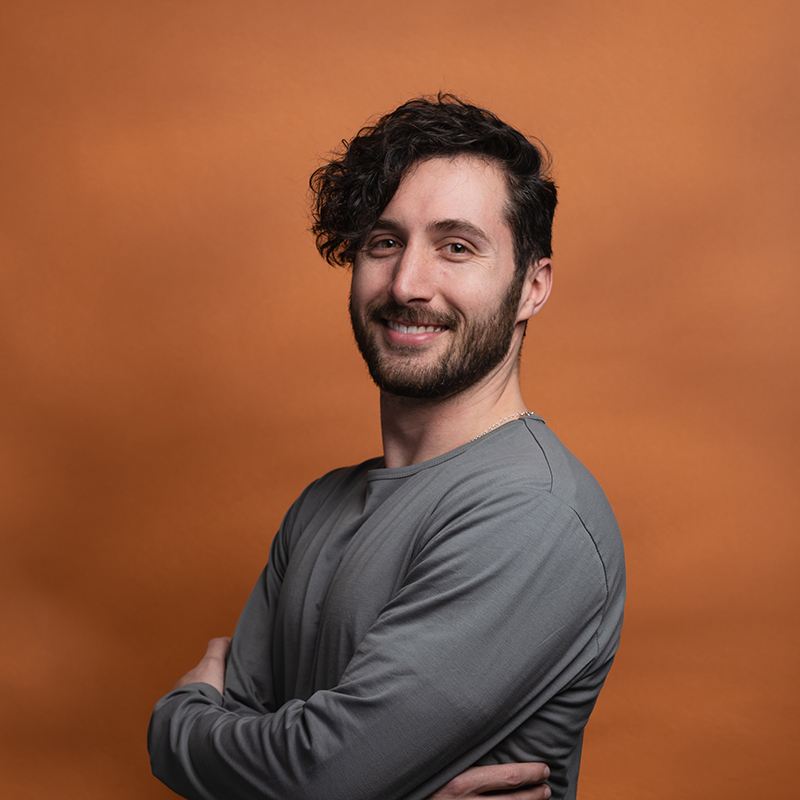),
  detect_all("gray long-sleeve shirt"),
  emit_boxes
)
[149,416,625,800]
